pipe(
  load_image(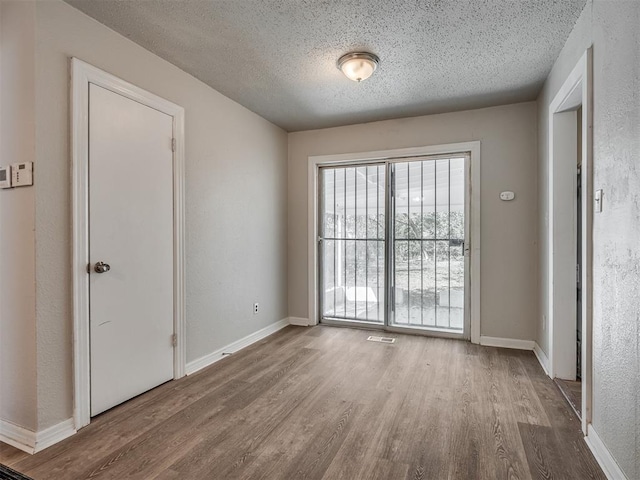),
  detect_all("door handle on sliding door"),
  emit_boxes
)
[449,239,466,254]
